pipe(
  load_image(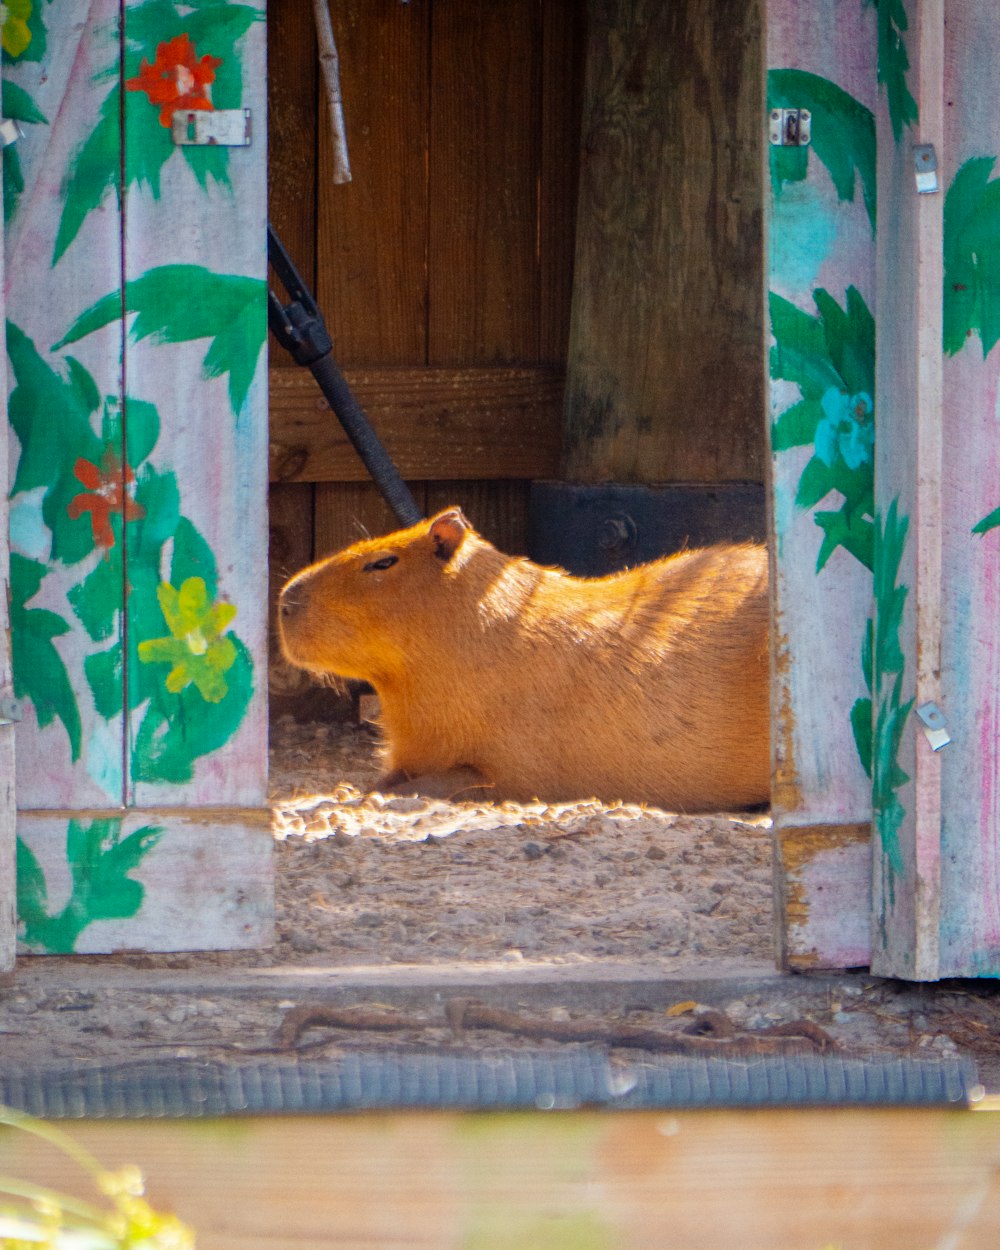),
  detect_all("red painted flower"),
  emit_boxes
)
[125,33,223,128]
[67,449,145,552]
